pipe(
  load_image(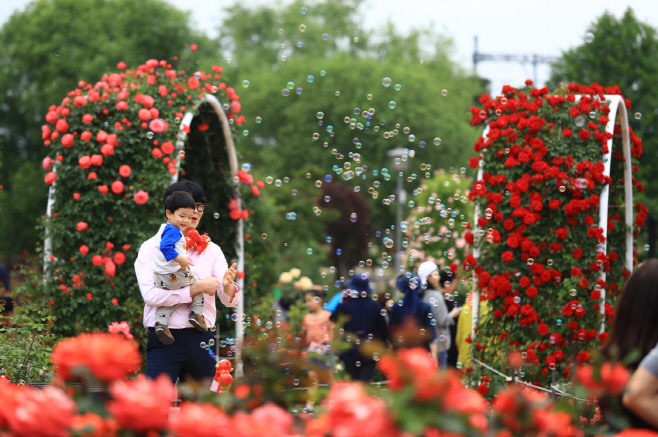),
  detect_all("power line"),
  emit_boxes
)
[472,36,562,85]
